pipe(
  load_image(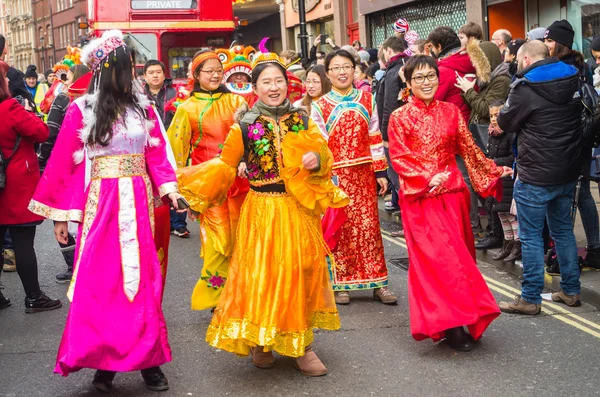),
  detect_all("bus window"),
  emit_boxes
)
[124,33,158,65]
[168,47,201,79]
